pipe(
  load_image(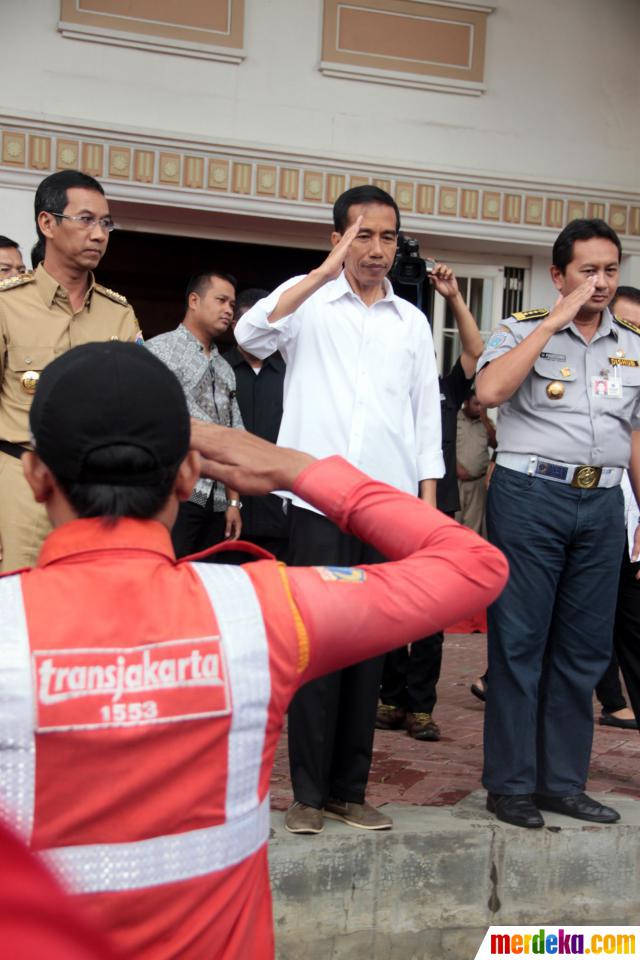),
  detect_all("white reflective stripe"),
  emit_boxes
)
[192,564,271,820]
[0,575,35,840]
[43,793,270,894]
